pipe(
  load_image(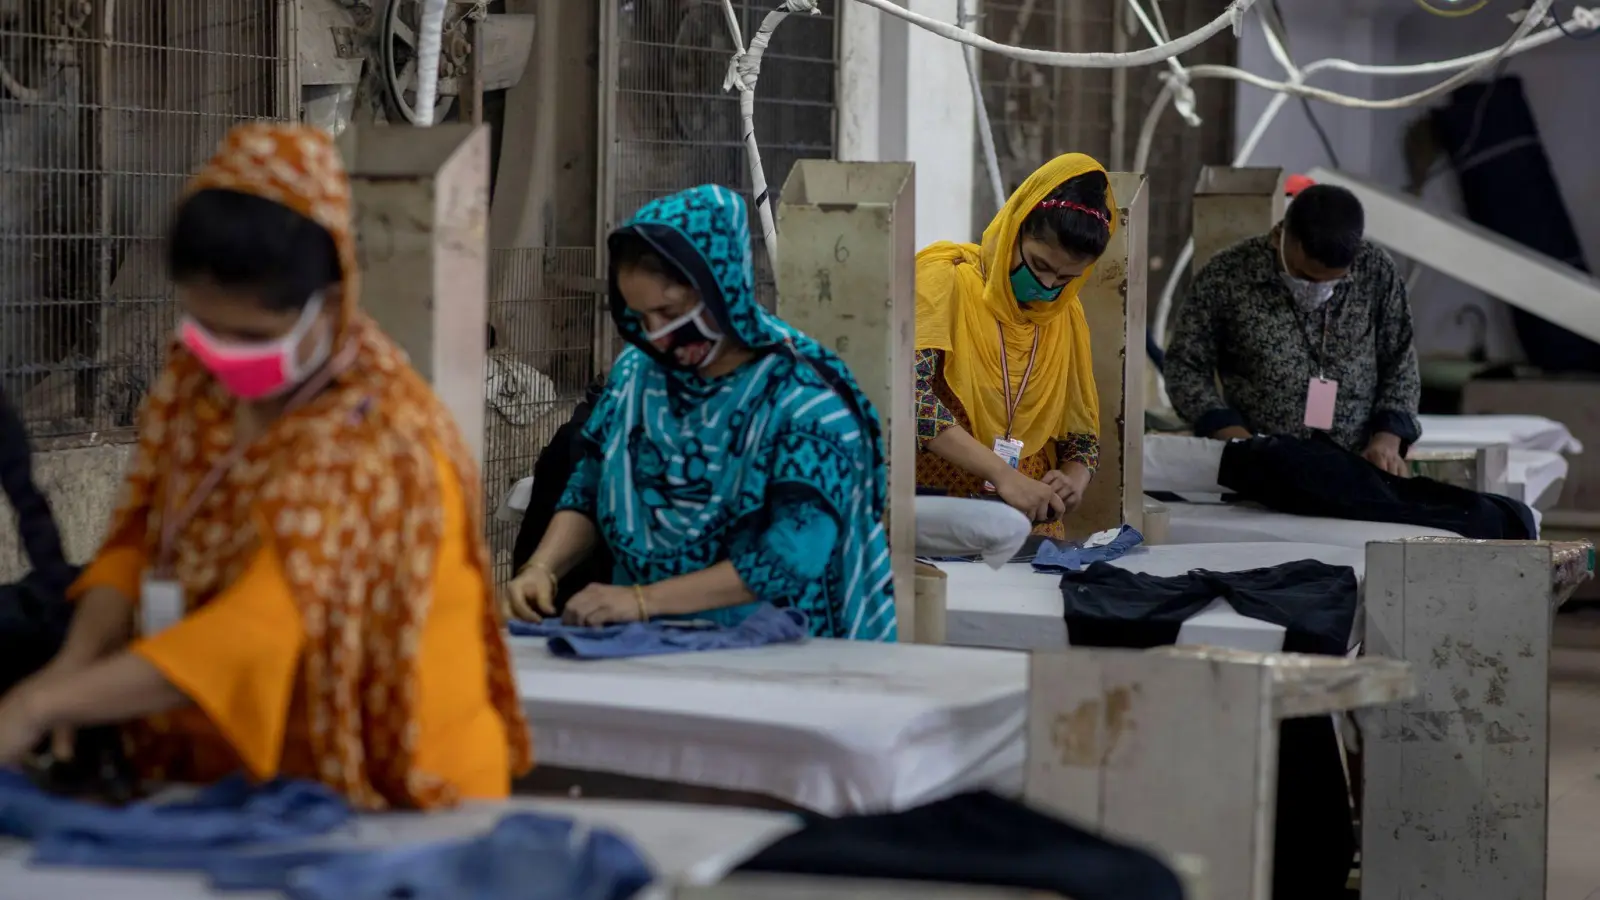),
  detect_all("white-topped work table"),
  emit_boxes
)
[0,797,799,900]
[942,542,1363,653]
[1413,414,1581,454]
[512,638,1028,814]
[1165,501,1457,546]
